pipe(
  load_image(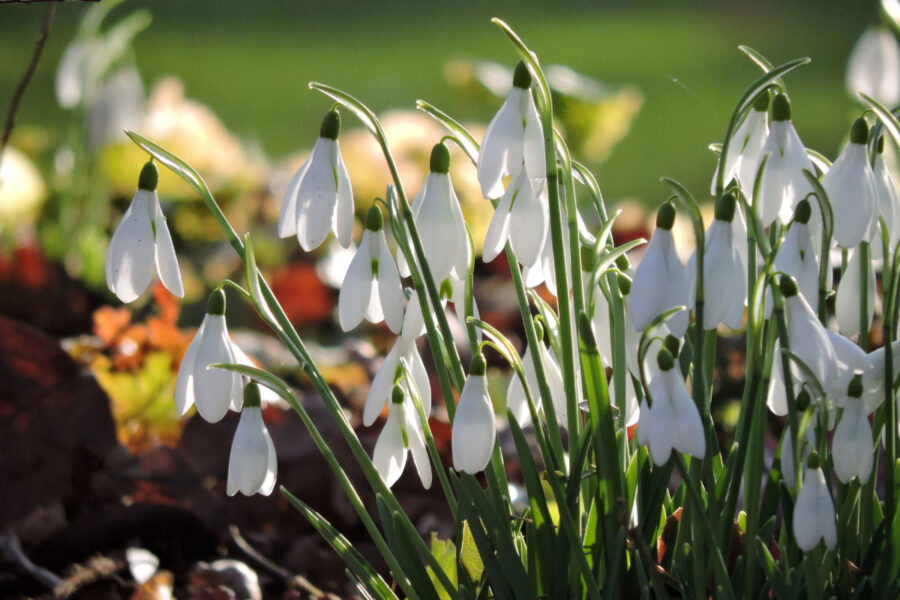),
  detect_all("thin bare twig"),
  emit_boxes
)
[0,4,55,170]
